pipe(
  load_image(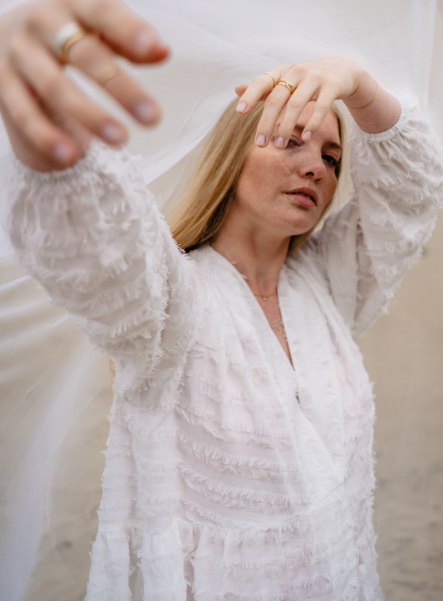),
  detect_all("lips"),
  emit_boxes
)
[285,187,318,208]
